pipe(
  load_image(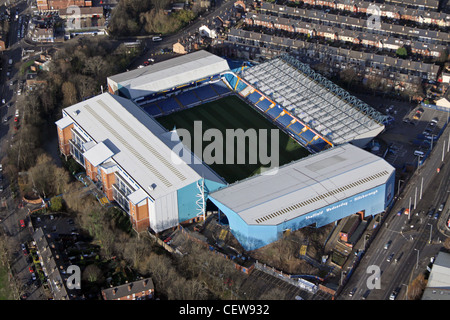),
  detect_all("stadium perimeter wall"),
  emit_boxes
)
[209,172,395,251]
